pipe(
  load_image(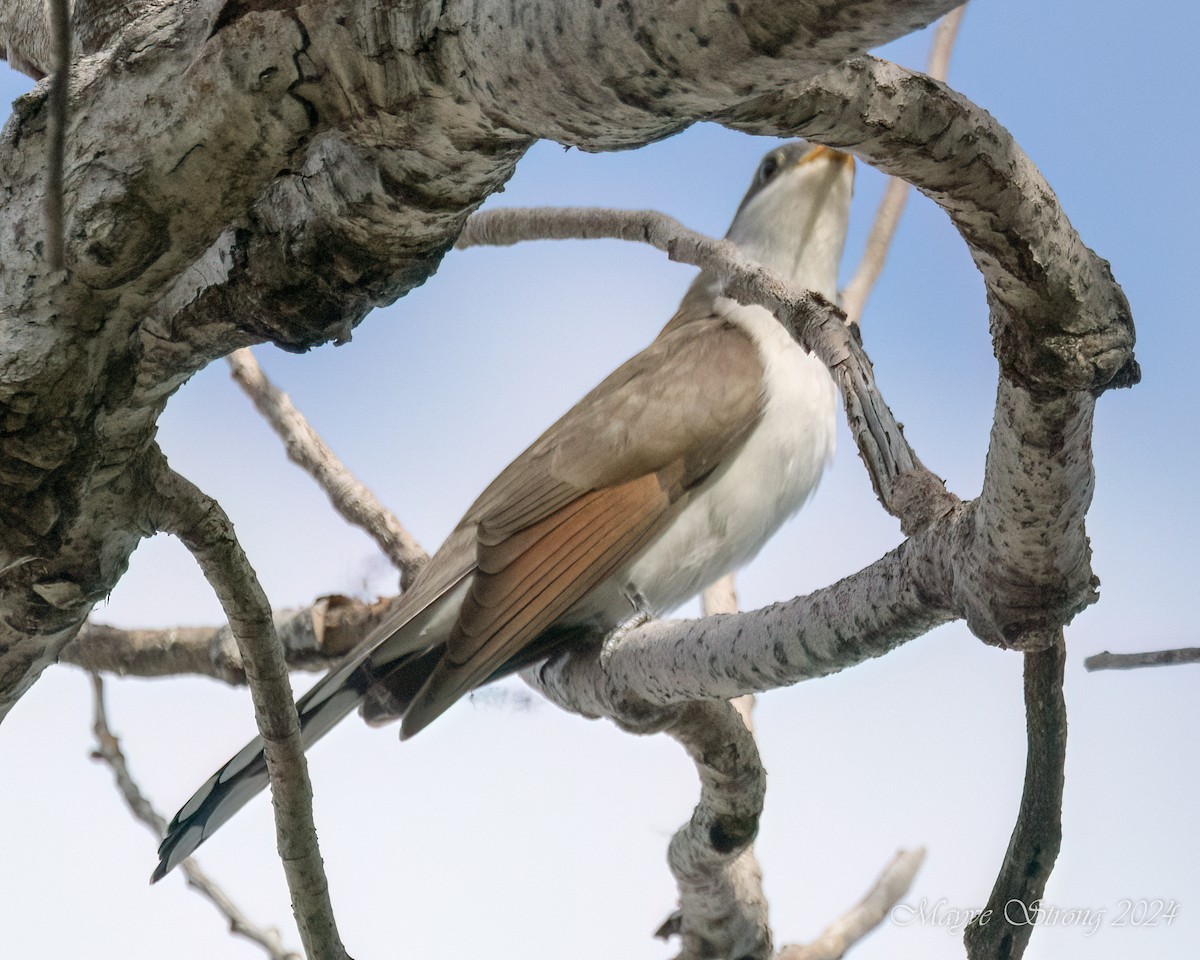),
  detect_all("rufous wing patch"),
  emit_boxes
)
[400,472,676,736]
